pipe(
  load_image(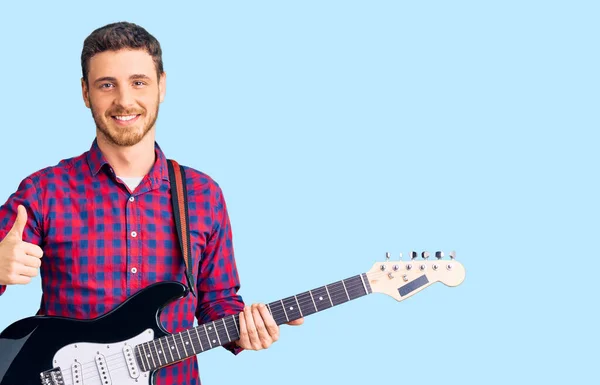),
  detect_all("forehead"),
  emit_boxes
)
[88,49,155,79]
